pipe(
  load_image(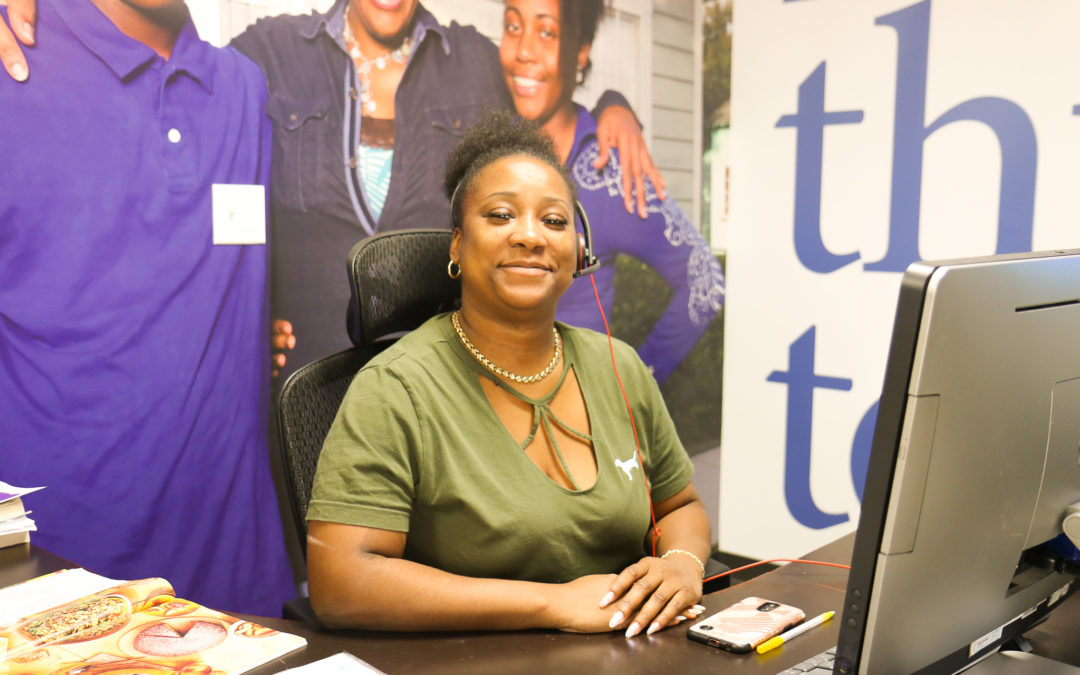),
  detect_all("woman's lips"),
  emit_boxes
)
[369,0,405,11]
[511,75,542,96]
[501,261,550,276]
